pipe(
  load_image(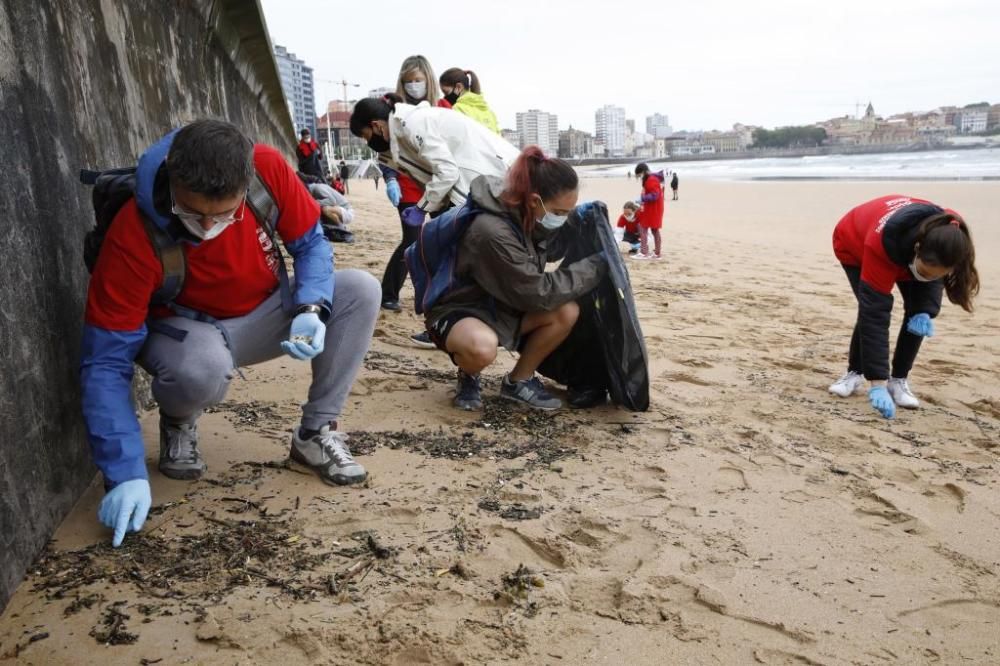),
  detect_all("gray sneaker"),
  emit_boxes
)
[159,420,207,480]
[500,374,562,411]
[291,425,367,486]
[454,370,483,411]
